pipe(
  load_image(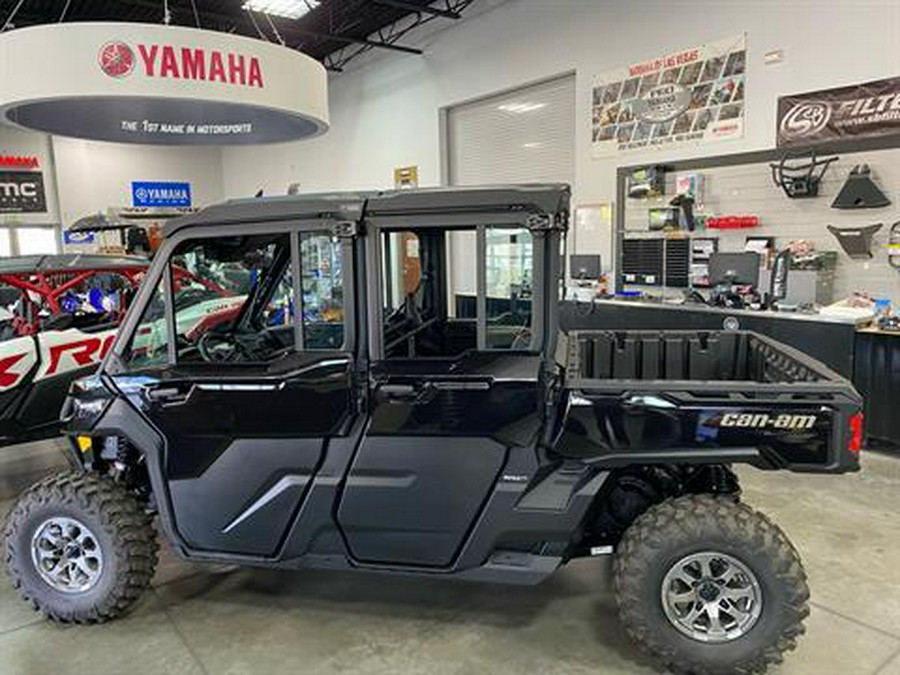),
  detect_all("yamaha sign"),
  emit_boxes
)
[0,171,47,214]
[99,41,265,89]
[0,23,328,145]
